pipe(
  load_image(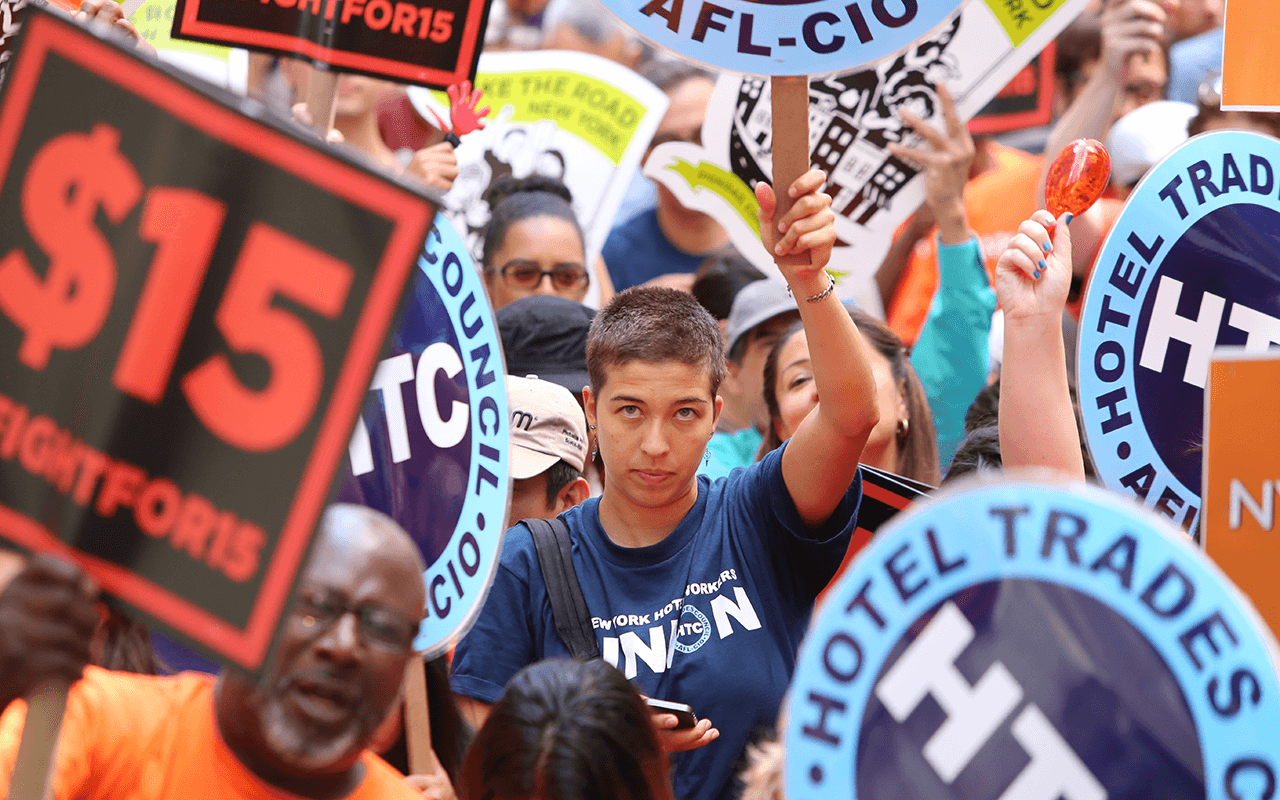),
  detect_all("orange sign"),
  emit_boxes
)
[1203,348,1280,635]
[1222,0,1280,110]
